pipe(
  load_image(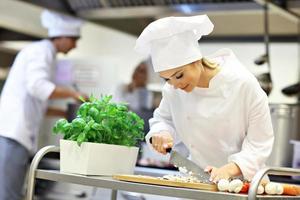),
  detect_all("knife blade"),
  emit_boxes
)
[169,150,211,184]
[149,137,211,183]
